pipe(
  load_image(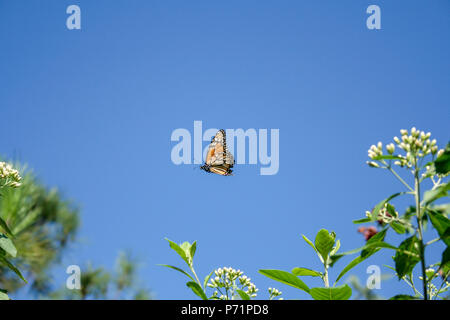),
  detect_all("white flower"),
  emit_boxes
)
[386,143,395,154]
[377,142,383,150]
[0,162,22,188]
[367,161,380,168]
